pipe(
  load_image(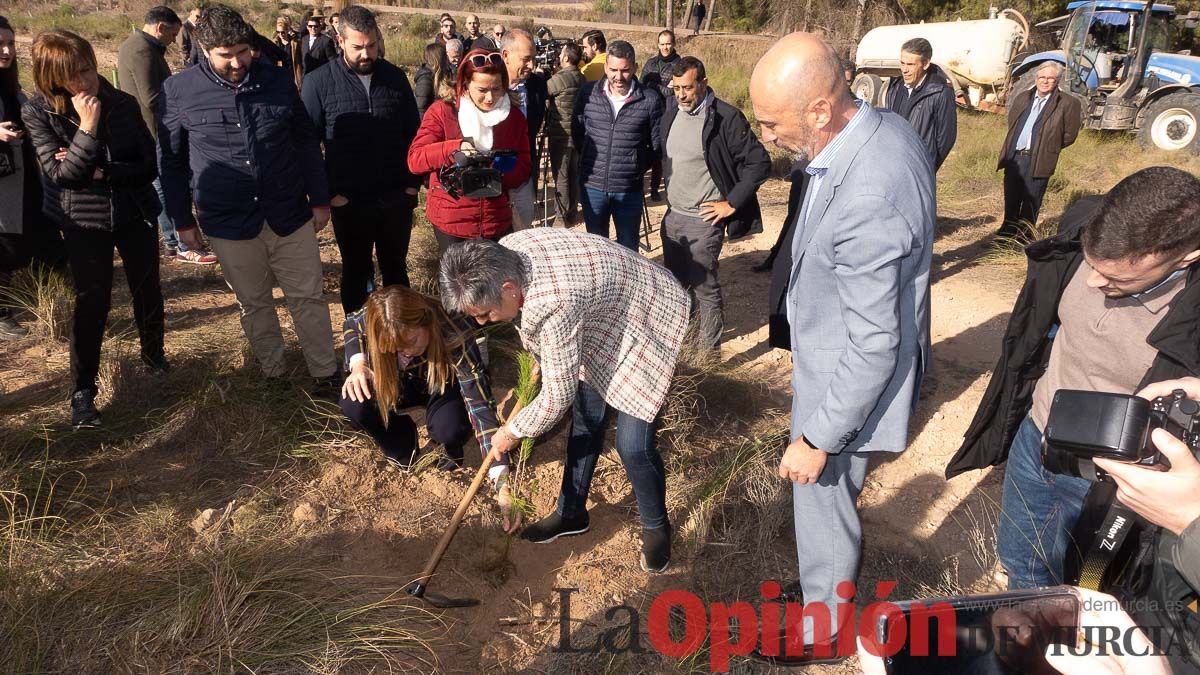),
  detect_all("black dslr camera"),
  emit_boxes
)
[438,150,517,200]
[1042,389,1200,481]
[533,26,573,71]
